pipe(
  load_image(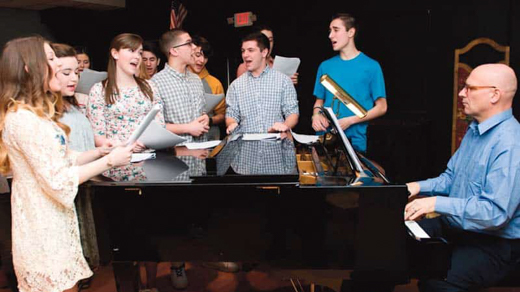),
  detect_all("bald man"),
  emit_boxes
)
[405,63,520,291]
